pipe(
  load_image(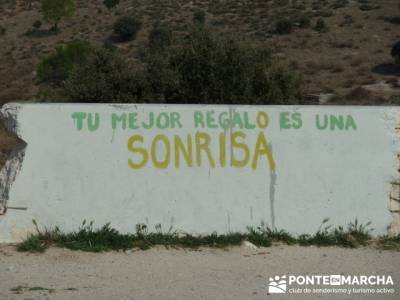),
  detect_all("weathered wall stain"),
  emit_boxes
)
[0,104,26,215]
[269,155,277,230]
[389,111,400,235]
